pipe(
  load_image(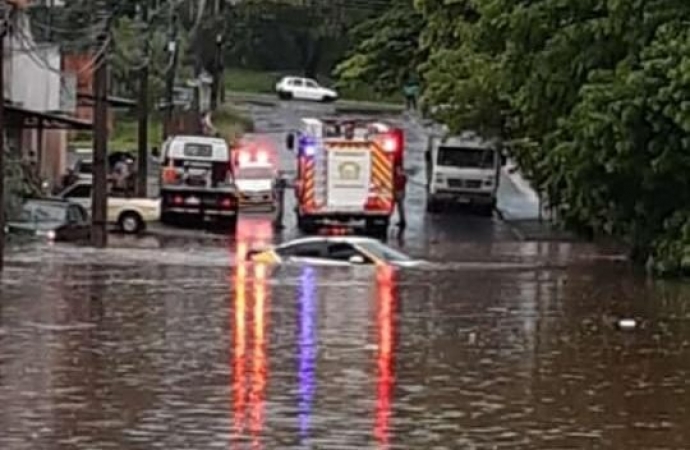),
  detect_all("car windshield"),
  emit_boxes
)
[79,160,93,174]
[356,240,412,262]
[237,167,274,179]
[438,146,496,169]
[18,202,67,223]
